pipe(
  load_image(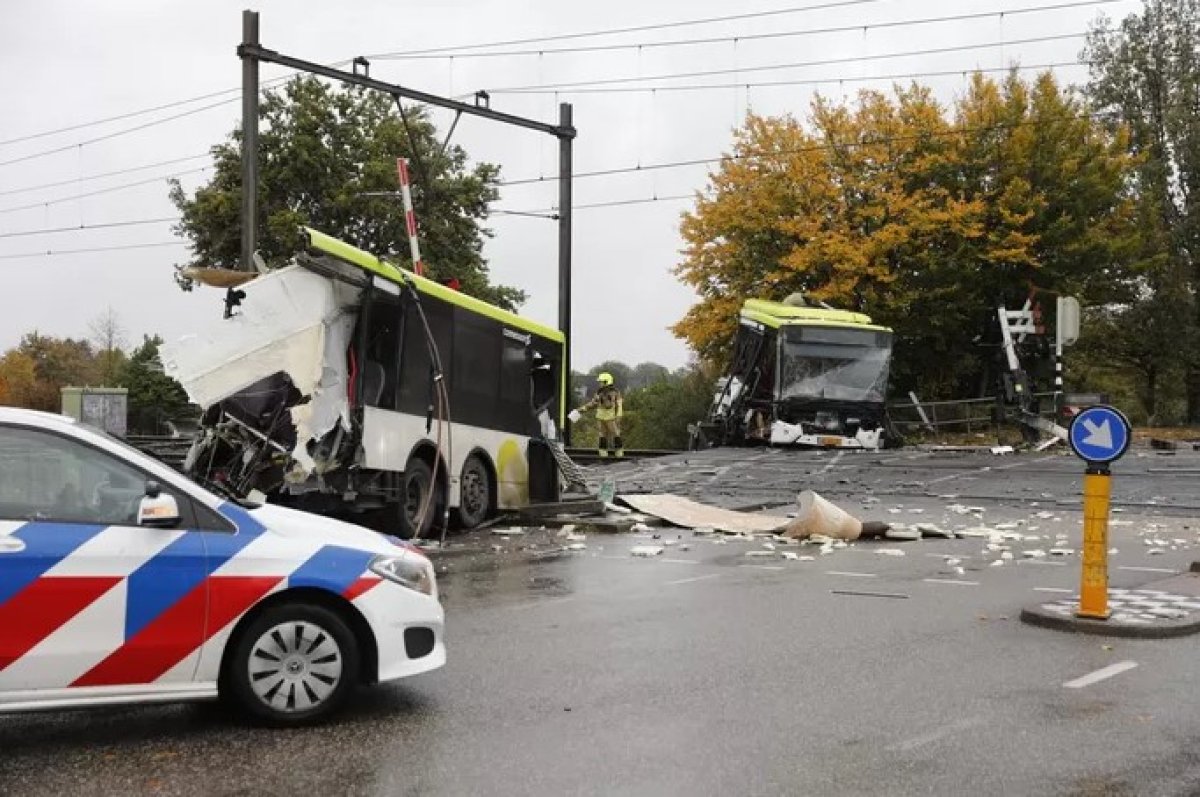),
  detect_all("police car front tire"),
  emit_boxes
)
[226,602,360,726]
